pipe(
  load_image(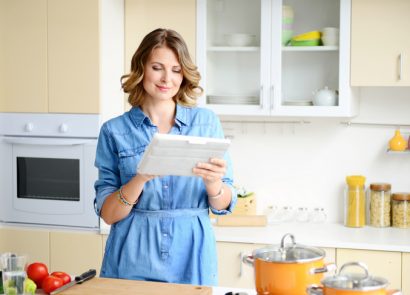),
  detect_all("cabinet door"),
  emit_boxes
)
[0,227,50,266]
[216,242,265,288]
[48,0,100,113]
[50,231,103,275]
[336,248,401,290]
[196,0,270,116]
[351,0,410,86]
[403,253,410,294]
[0,0,48,112]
